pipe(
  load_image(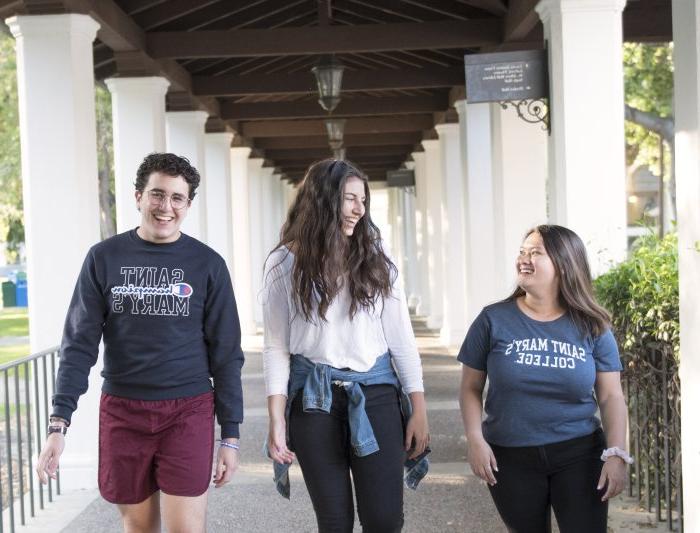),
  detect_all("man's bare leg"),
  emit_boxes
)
[118,492,160,533]
[161,491,208,533]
